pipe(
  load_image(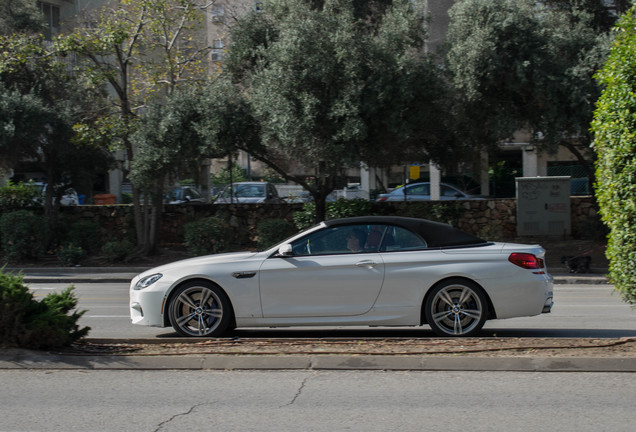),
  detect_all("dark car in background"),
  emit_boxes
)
[215,182,284,204]
[165,186,207,204]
